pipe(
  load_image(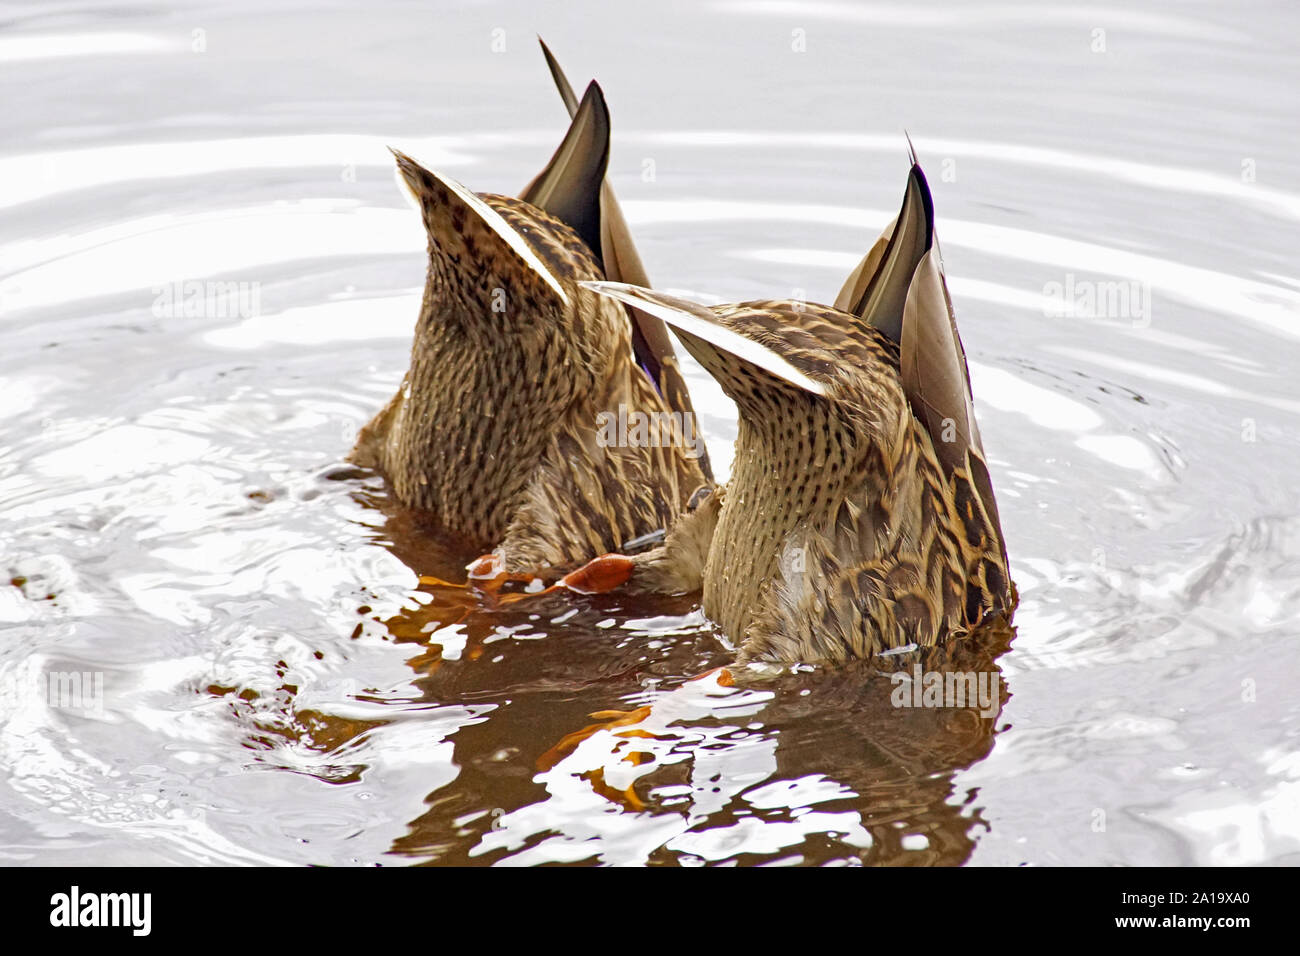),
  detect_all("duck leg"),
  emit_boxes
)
[477,554,632,608]
[496,486,724,607]
[413,548,621,613]
[488,547,675,607]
